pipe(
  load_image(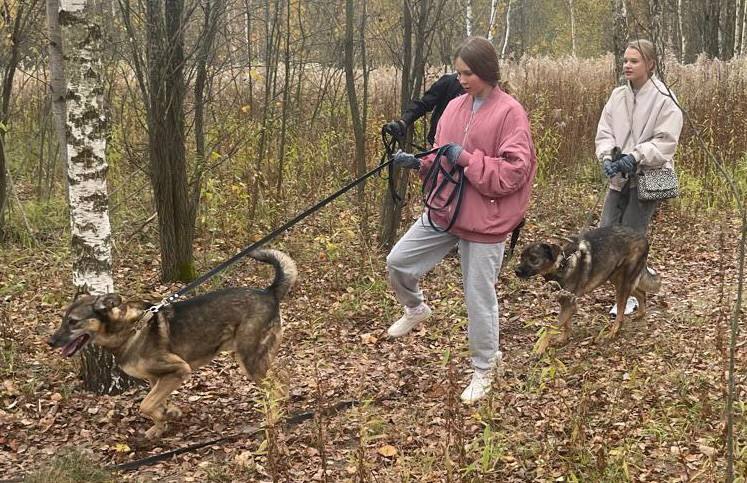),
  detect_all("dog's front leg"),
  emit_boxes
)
[554,291,577,347]
[140,366,191,440]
